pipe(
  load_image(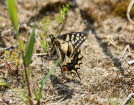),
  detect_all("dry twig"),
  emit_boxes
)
[0,44,17,51]
[121,93,134,105]
[120,45,131,61]
[127,0,134,24]
[128,60,134,65]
